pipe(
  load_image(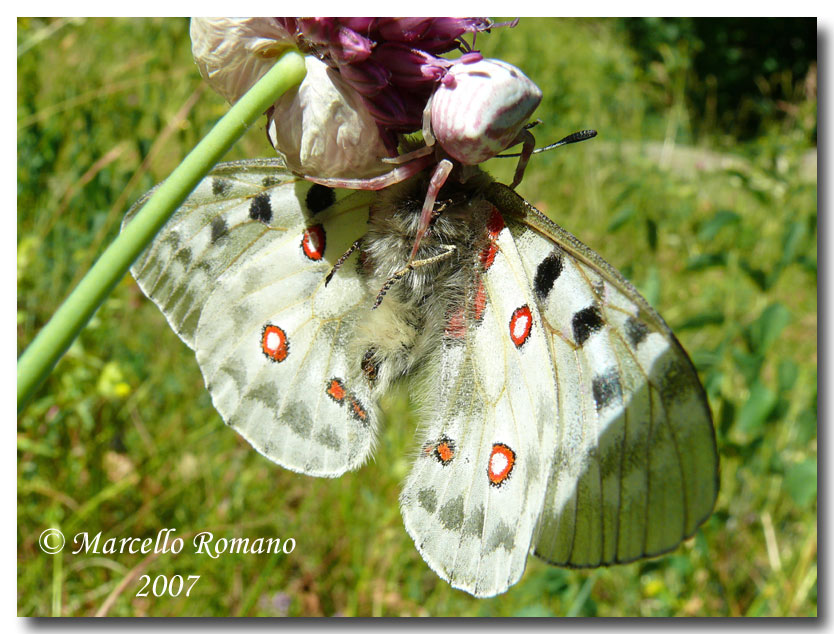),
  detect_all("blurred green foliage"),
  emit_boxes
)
[18,18,816,616]
[622,18,816,141]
